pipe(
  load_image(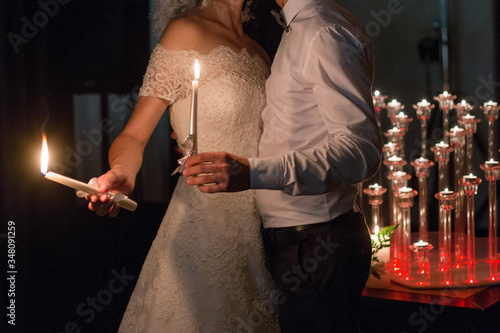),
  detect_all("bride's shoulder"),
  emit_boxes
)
[158,11,205,51]
[246,37,272,67]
